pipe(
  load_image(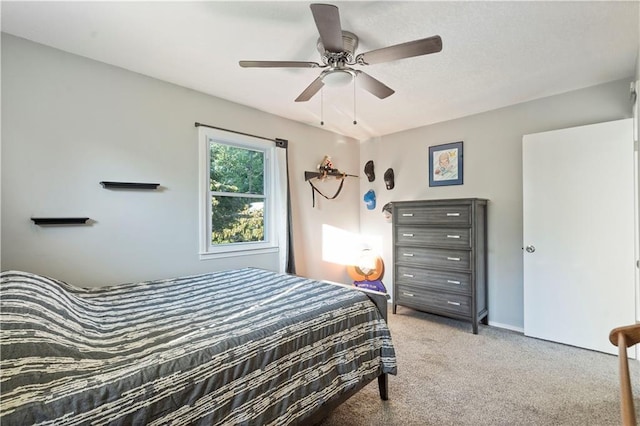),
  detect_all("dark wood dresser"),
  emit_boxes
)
[392,198,488,333]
